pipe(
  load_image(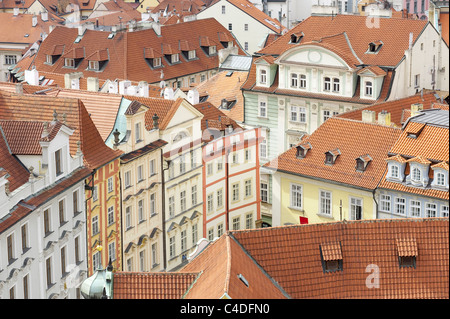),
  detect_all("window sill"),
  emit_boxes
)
[288,206,304,212]
[317,213,334,219]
